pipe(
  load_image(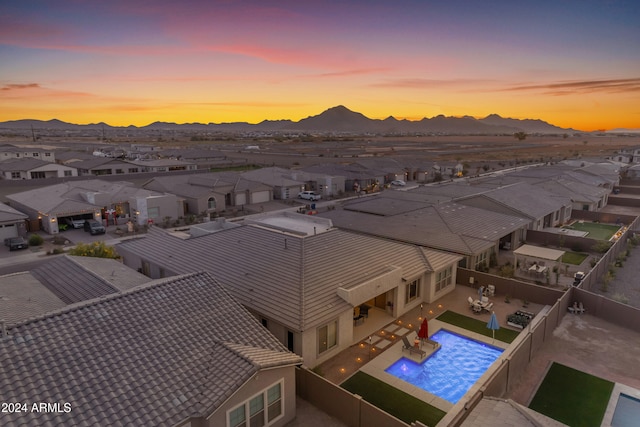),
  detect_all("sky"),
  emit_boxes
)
[1,0,639,131]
